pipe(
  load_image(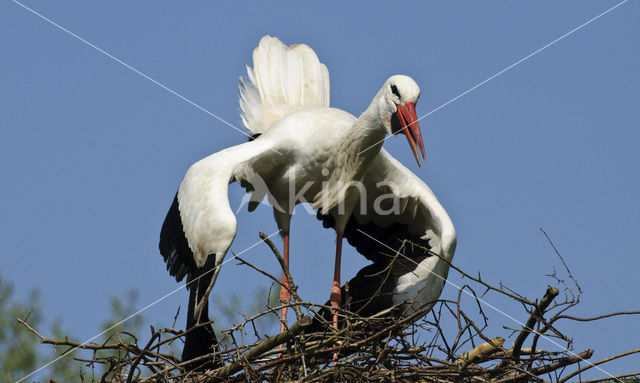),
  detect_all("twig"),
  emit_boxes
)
[19,235,640,383]
[454,336,504,369]
[409,241,535,306]
[579,372,640,383]
[211,316,312,378]
[17,317,123,352]
[540,228,582,295]
[125,329,159,383]
[510,286,559,360]
[259,232,304,320]
[557,348,640,383]
[555,311,640,322]
[493,349,593,383]
[171,306,181,330]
